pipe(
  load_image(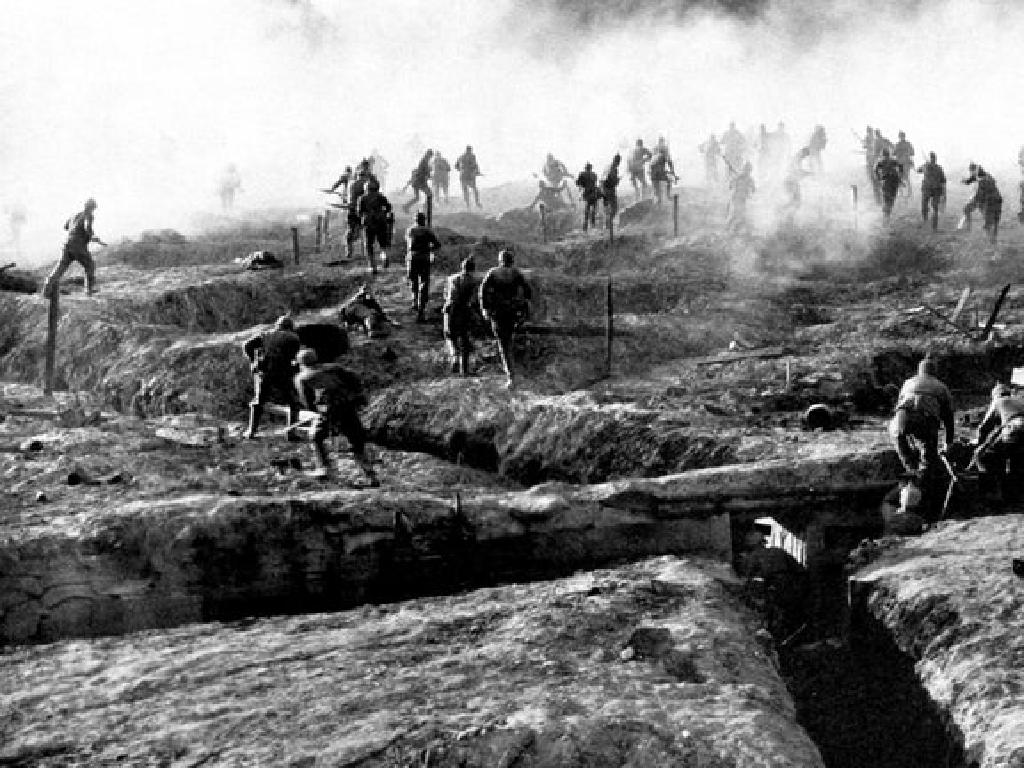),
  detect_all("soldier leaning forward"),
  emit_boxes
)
[242,315,302,439]
[974,383,1024,501]
[293,349,378,485]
